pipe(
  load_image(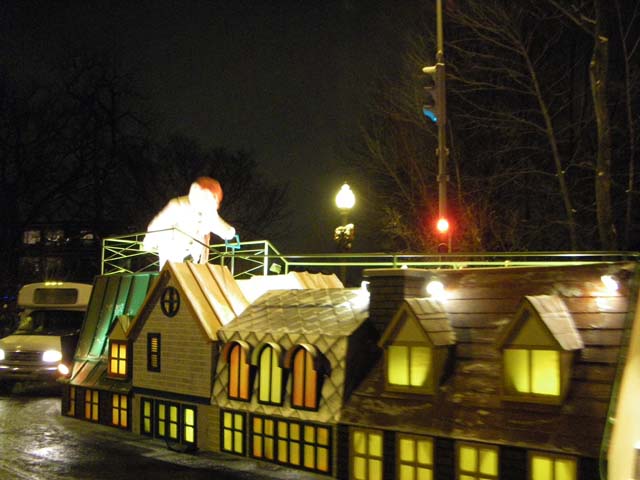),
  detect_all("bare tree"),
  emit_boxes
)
[350,0,639,252]
[547,0,617,249]
[613,0,640,248]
